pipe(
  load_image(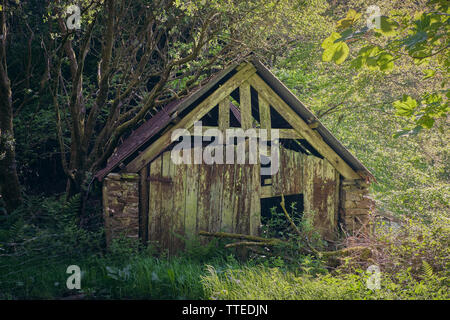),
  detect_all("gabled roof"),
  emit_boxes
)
[96,58,374,181]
